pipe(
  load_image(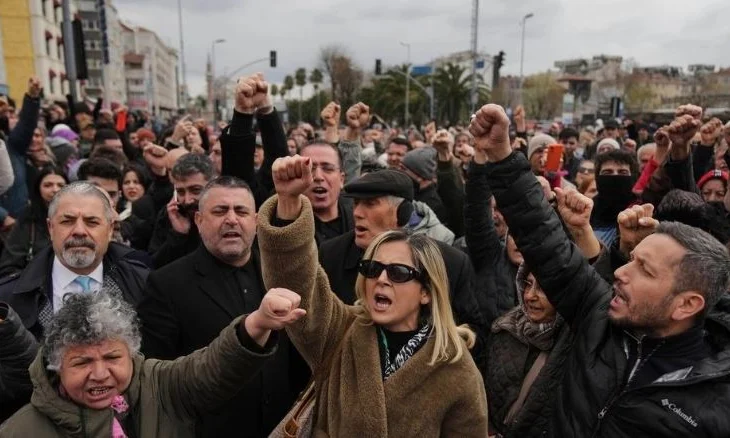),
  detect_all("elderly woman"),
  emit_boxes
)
[0,289,304,437]
[258,156,488,437]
